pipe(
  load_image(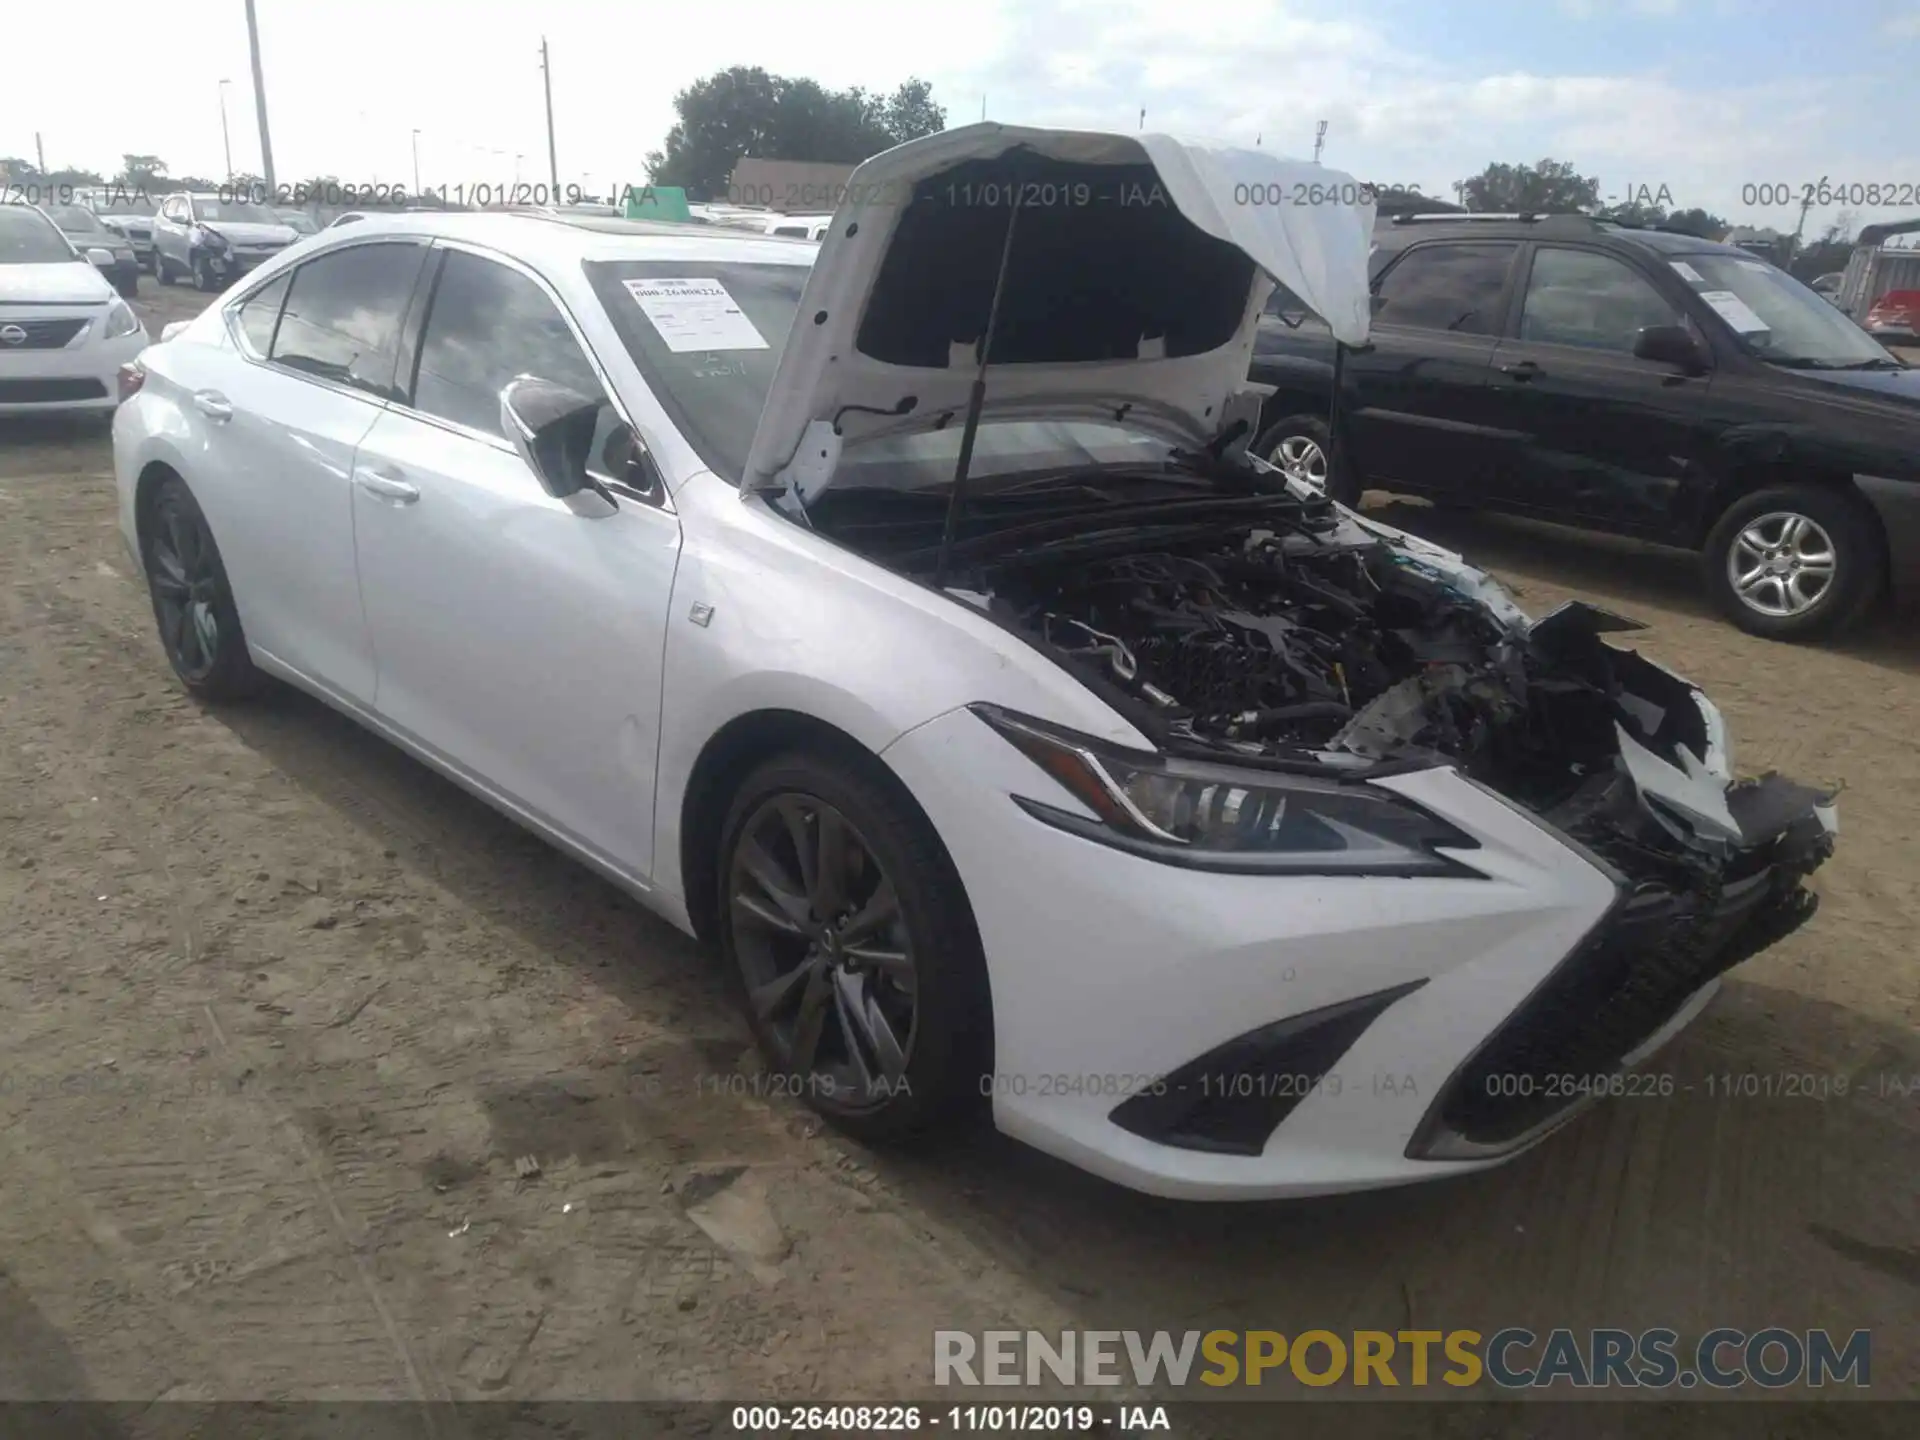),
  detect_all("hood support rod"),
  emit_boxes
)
[933,178,1026,590]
